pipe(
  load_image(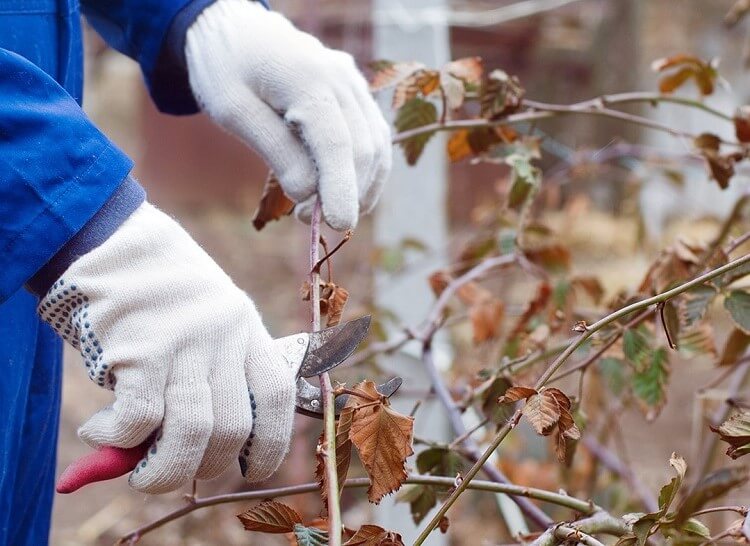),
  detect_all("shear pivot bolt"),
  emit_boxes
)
[311,400,320,408]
